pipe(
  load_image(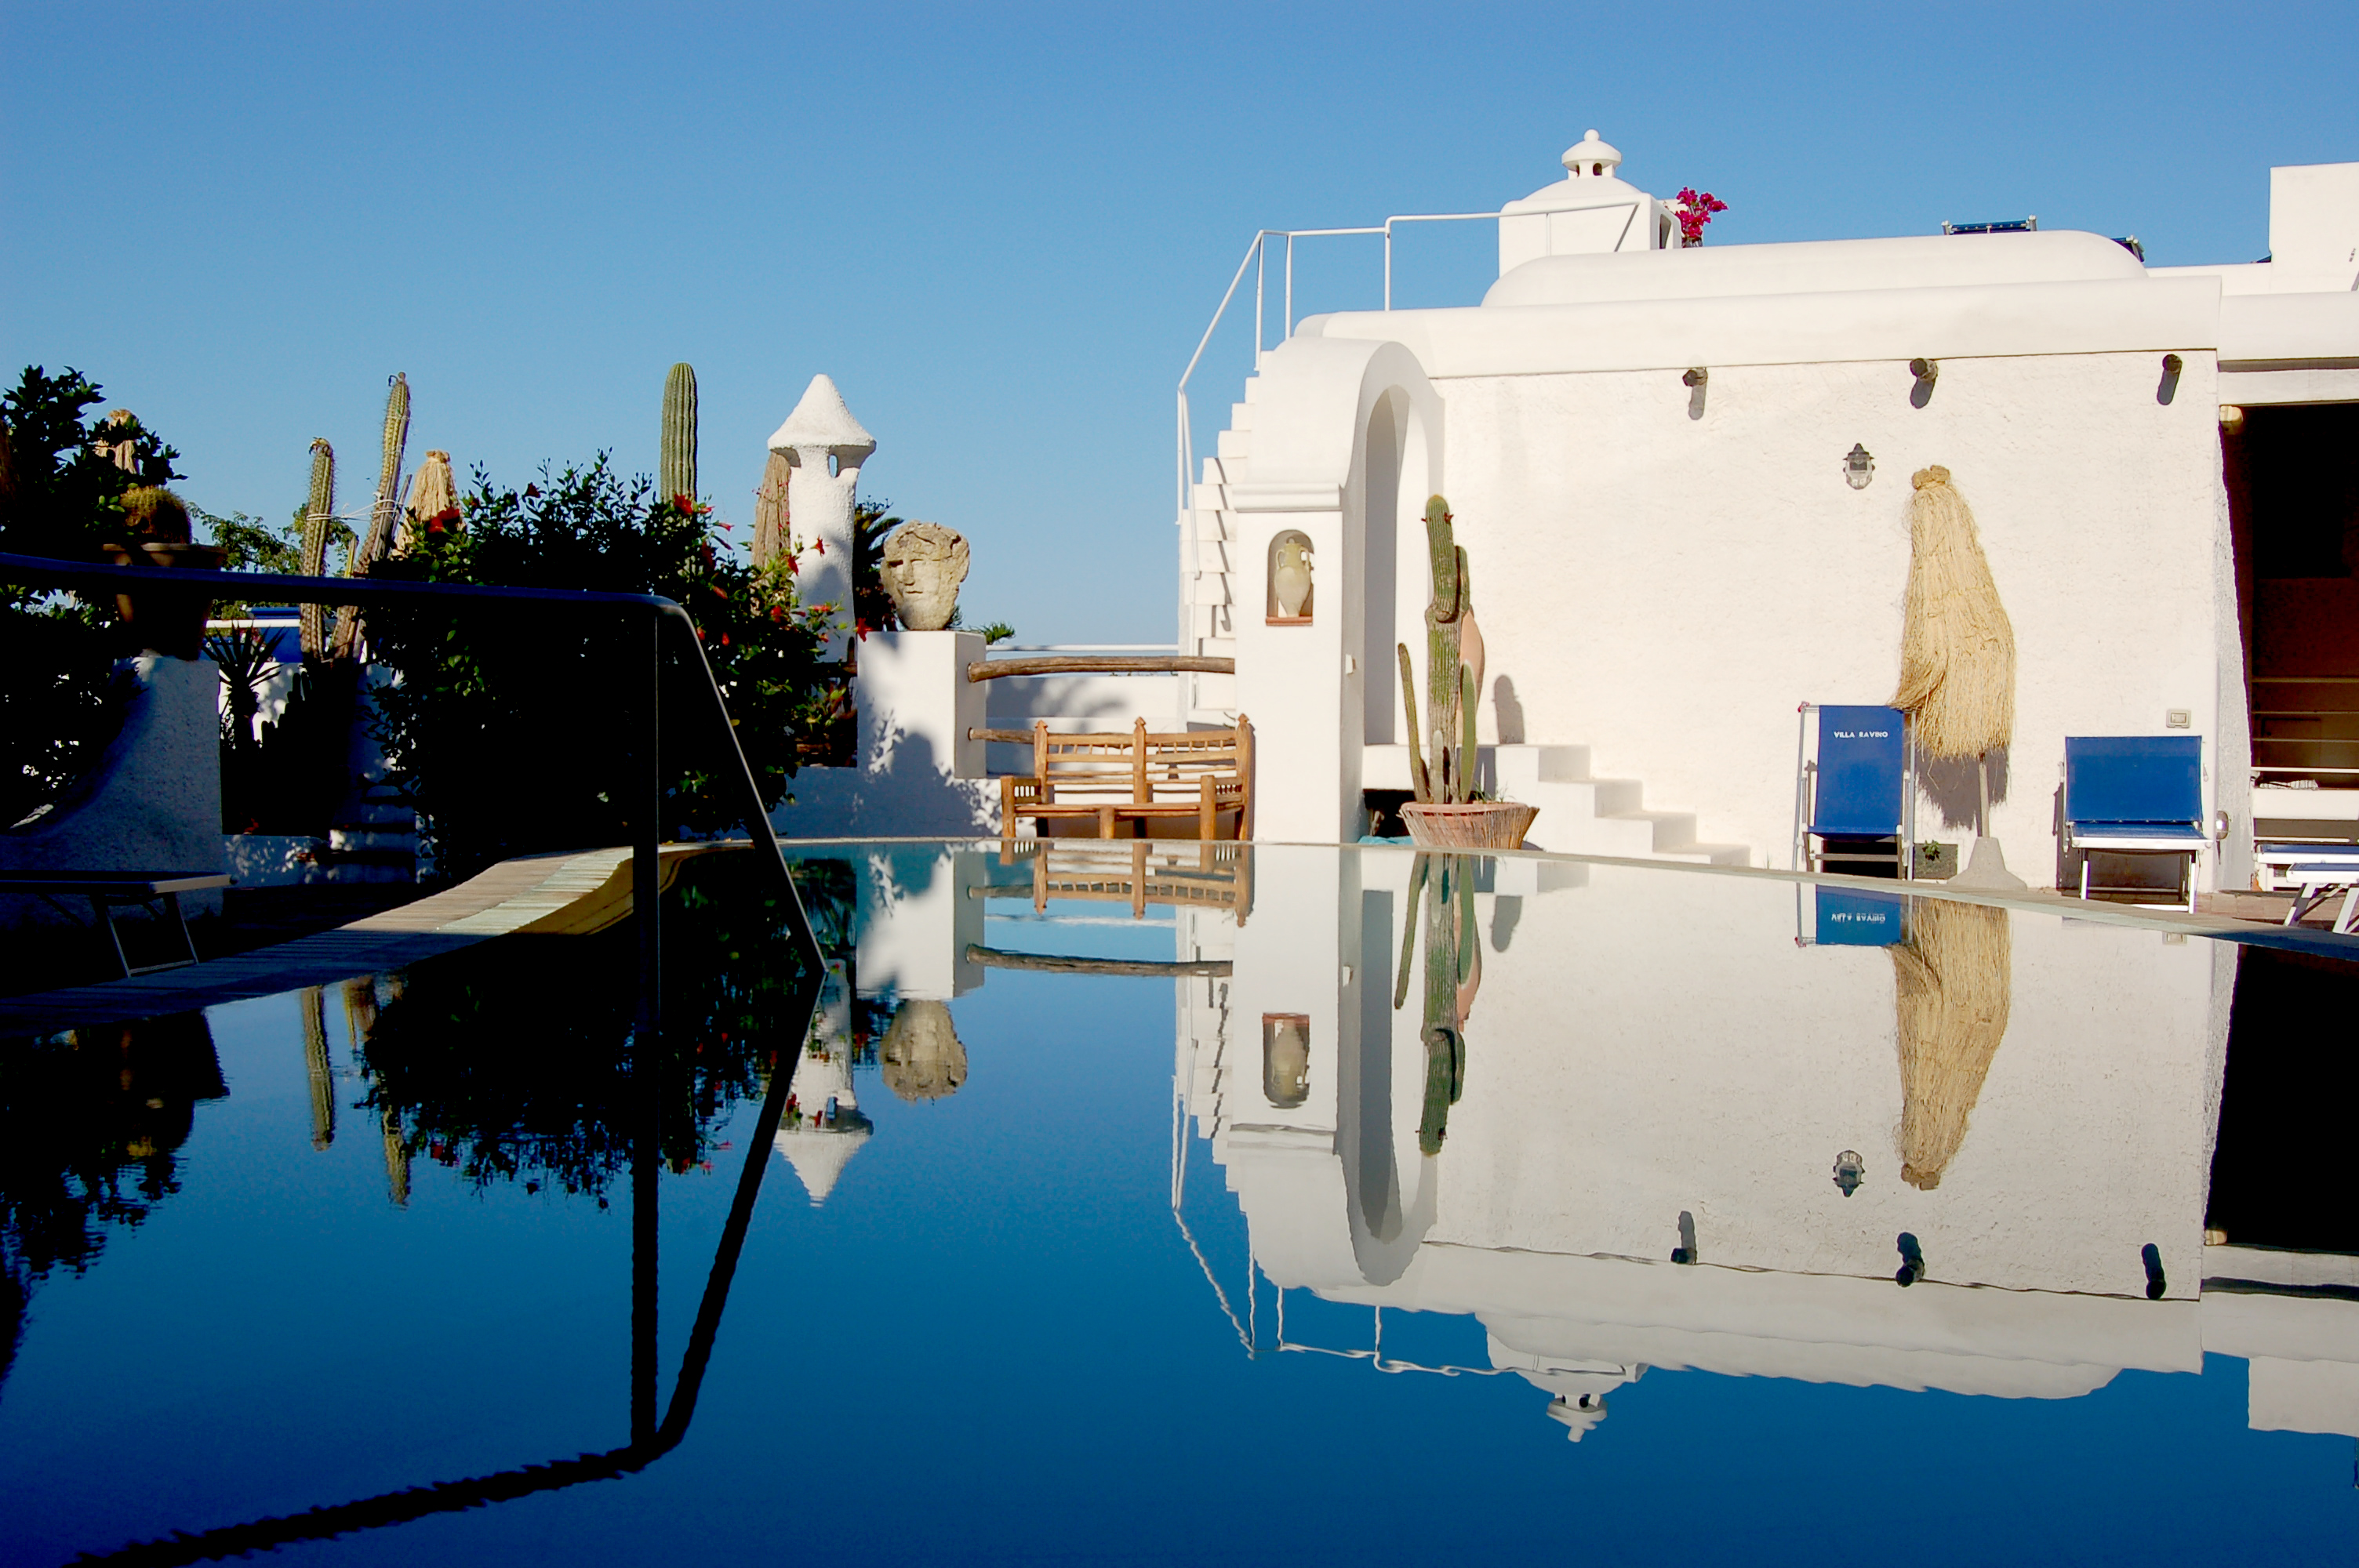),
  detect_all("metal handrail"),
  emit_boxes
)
[0,553,823,997]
